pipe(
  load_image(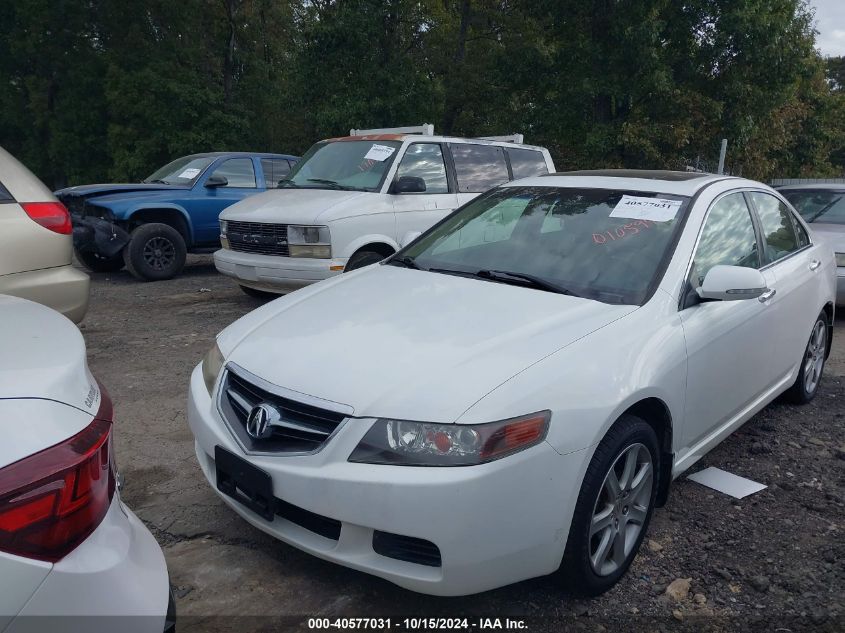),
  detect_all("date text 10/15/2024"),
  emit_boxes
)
[307,618,528,630]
